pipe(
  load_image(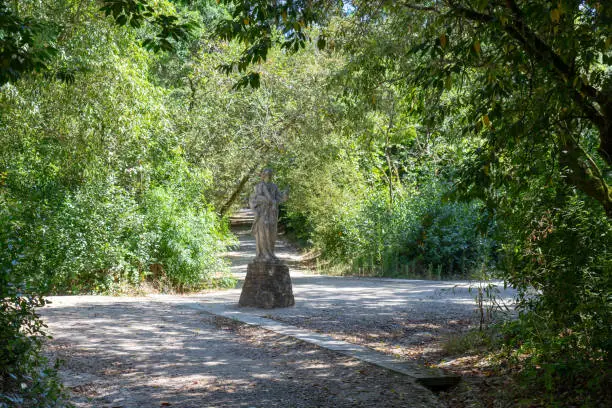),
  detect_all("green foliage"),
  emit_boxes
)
[1,0,610,406]
[0,4,233,397]
[0,0,233,295]
[1,142,232,295]
[2,171,230,295]
[141,183,232,291]
[289,181,494,278]
[0,292,65,407]
[0,2,58,85]
[0,0,198,87]
[25,182,144,293]
[1,201,65,407]
[299,2,610,403]
[498,187,611,405]
[219,0,612,215]
[216,0,340,88]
